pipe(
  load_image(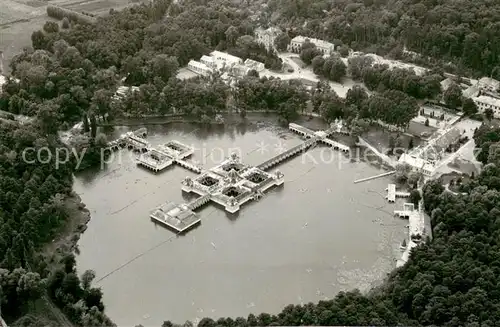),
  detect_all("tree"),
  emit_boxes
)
[36,101,60,135]
[225,26,239,46]
[83,113,90,133]
[16,272,44,305]
[311,56,325,75]
[148,55,179,83]
[62,17,70,29]
[328,57,347,82]
[443,82,462,109]
[462,98,478,116]
[346,85,368,109]
[300,42,322,65]
[338,45,349,57]
[485,108,494,120]
[348,55,374,80]
[81,270,96,290]
[89,113,97,139]
[395,163,412,183]
[43,21,59,34]
[388,136,395,155]
[274,33,290,52]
